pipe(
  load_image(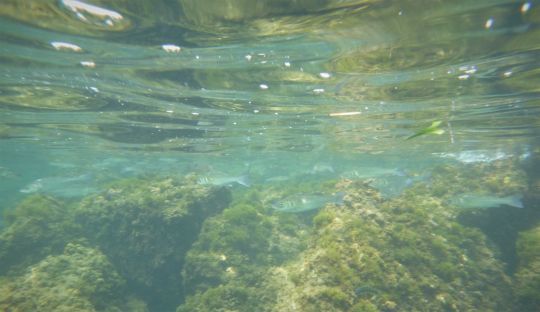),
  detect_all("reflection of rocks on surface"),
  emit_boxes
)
[179,0,329,26]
